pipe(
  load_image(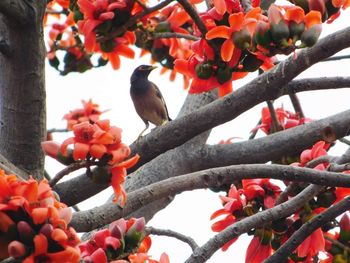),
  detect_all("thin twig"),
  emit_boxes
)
[146,226,199,251]
[339,137,350,146]
[249,119,262,140]
[324,235,350,253]
[47,128,69,133]
[98,0,174,42]
[266,100,283,133]
[49,161,90,187]
[264,196,350,262]
[289,93,305,119]
[328,163,350,172]
[152,32,199,41]
[322,54,350,62]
